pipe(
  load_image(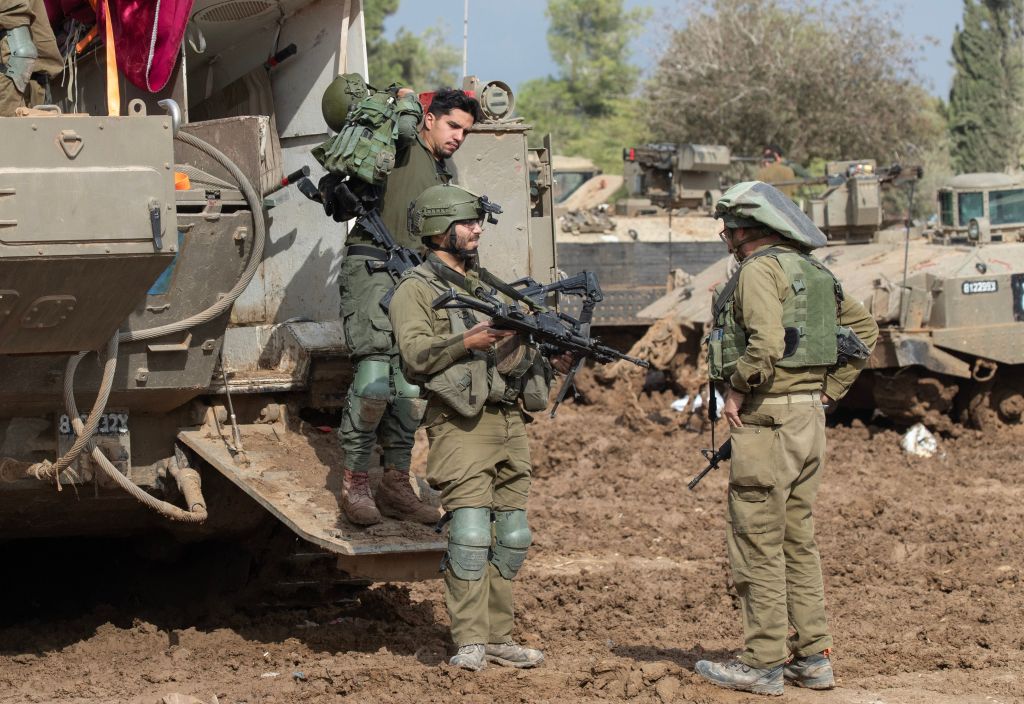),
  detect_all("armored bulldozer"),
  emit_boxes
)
[0,0,557,589]
[638,171,1024,431]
